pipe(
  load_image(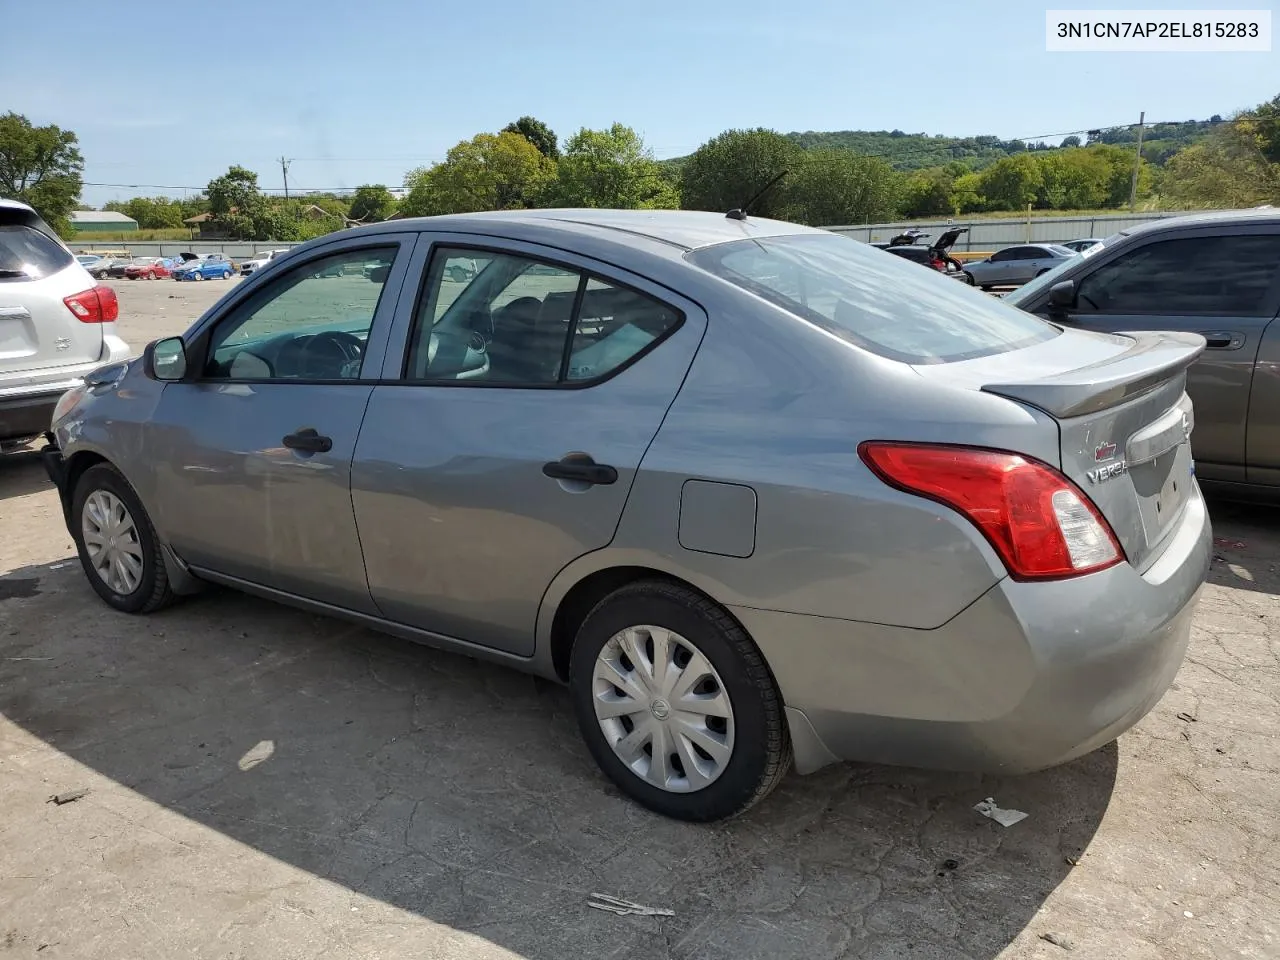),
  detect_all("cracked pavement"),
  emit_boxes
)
[0,279,1277,959]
